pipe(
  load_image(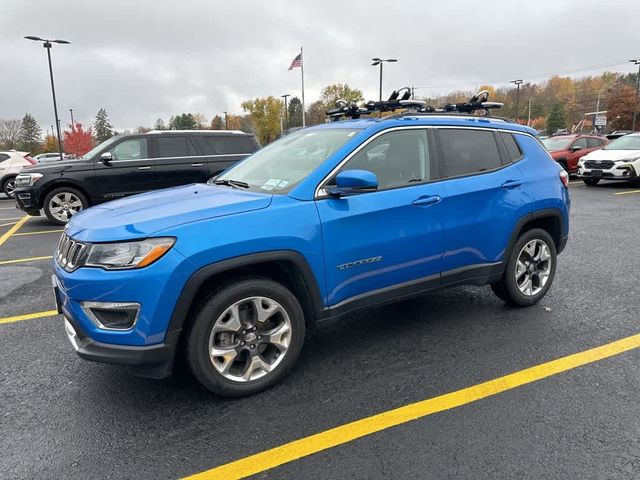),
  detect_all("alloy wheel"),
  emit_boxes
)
[208,296,292,382]
[515,239,552,296]
[49,192,83,222]
[5,180,15,198]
